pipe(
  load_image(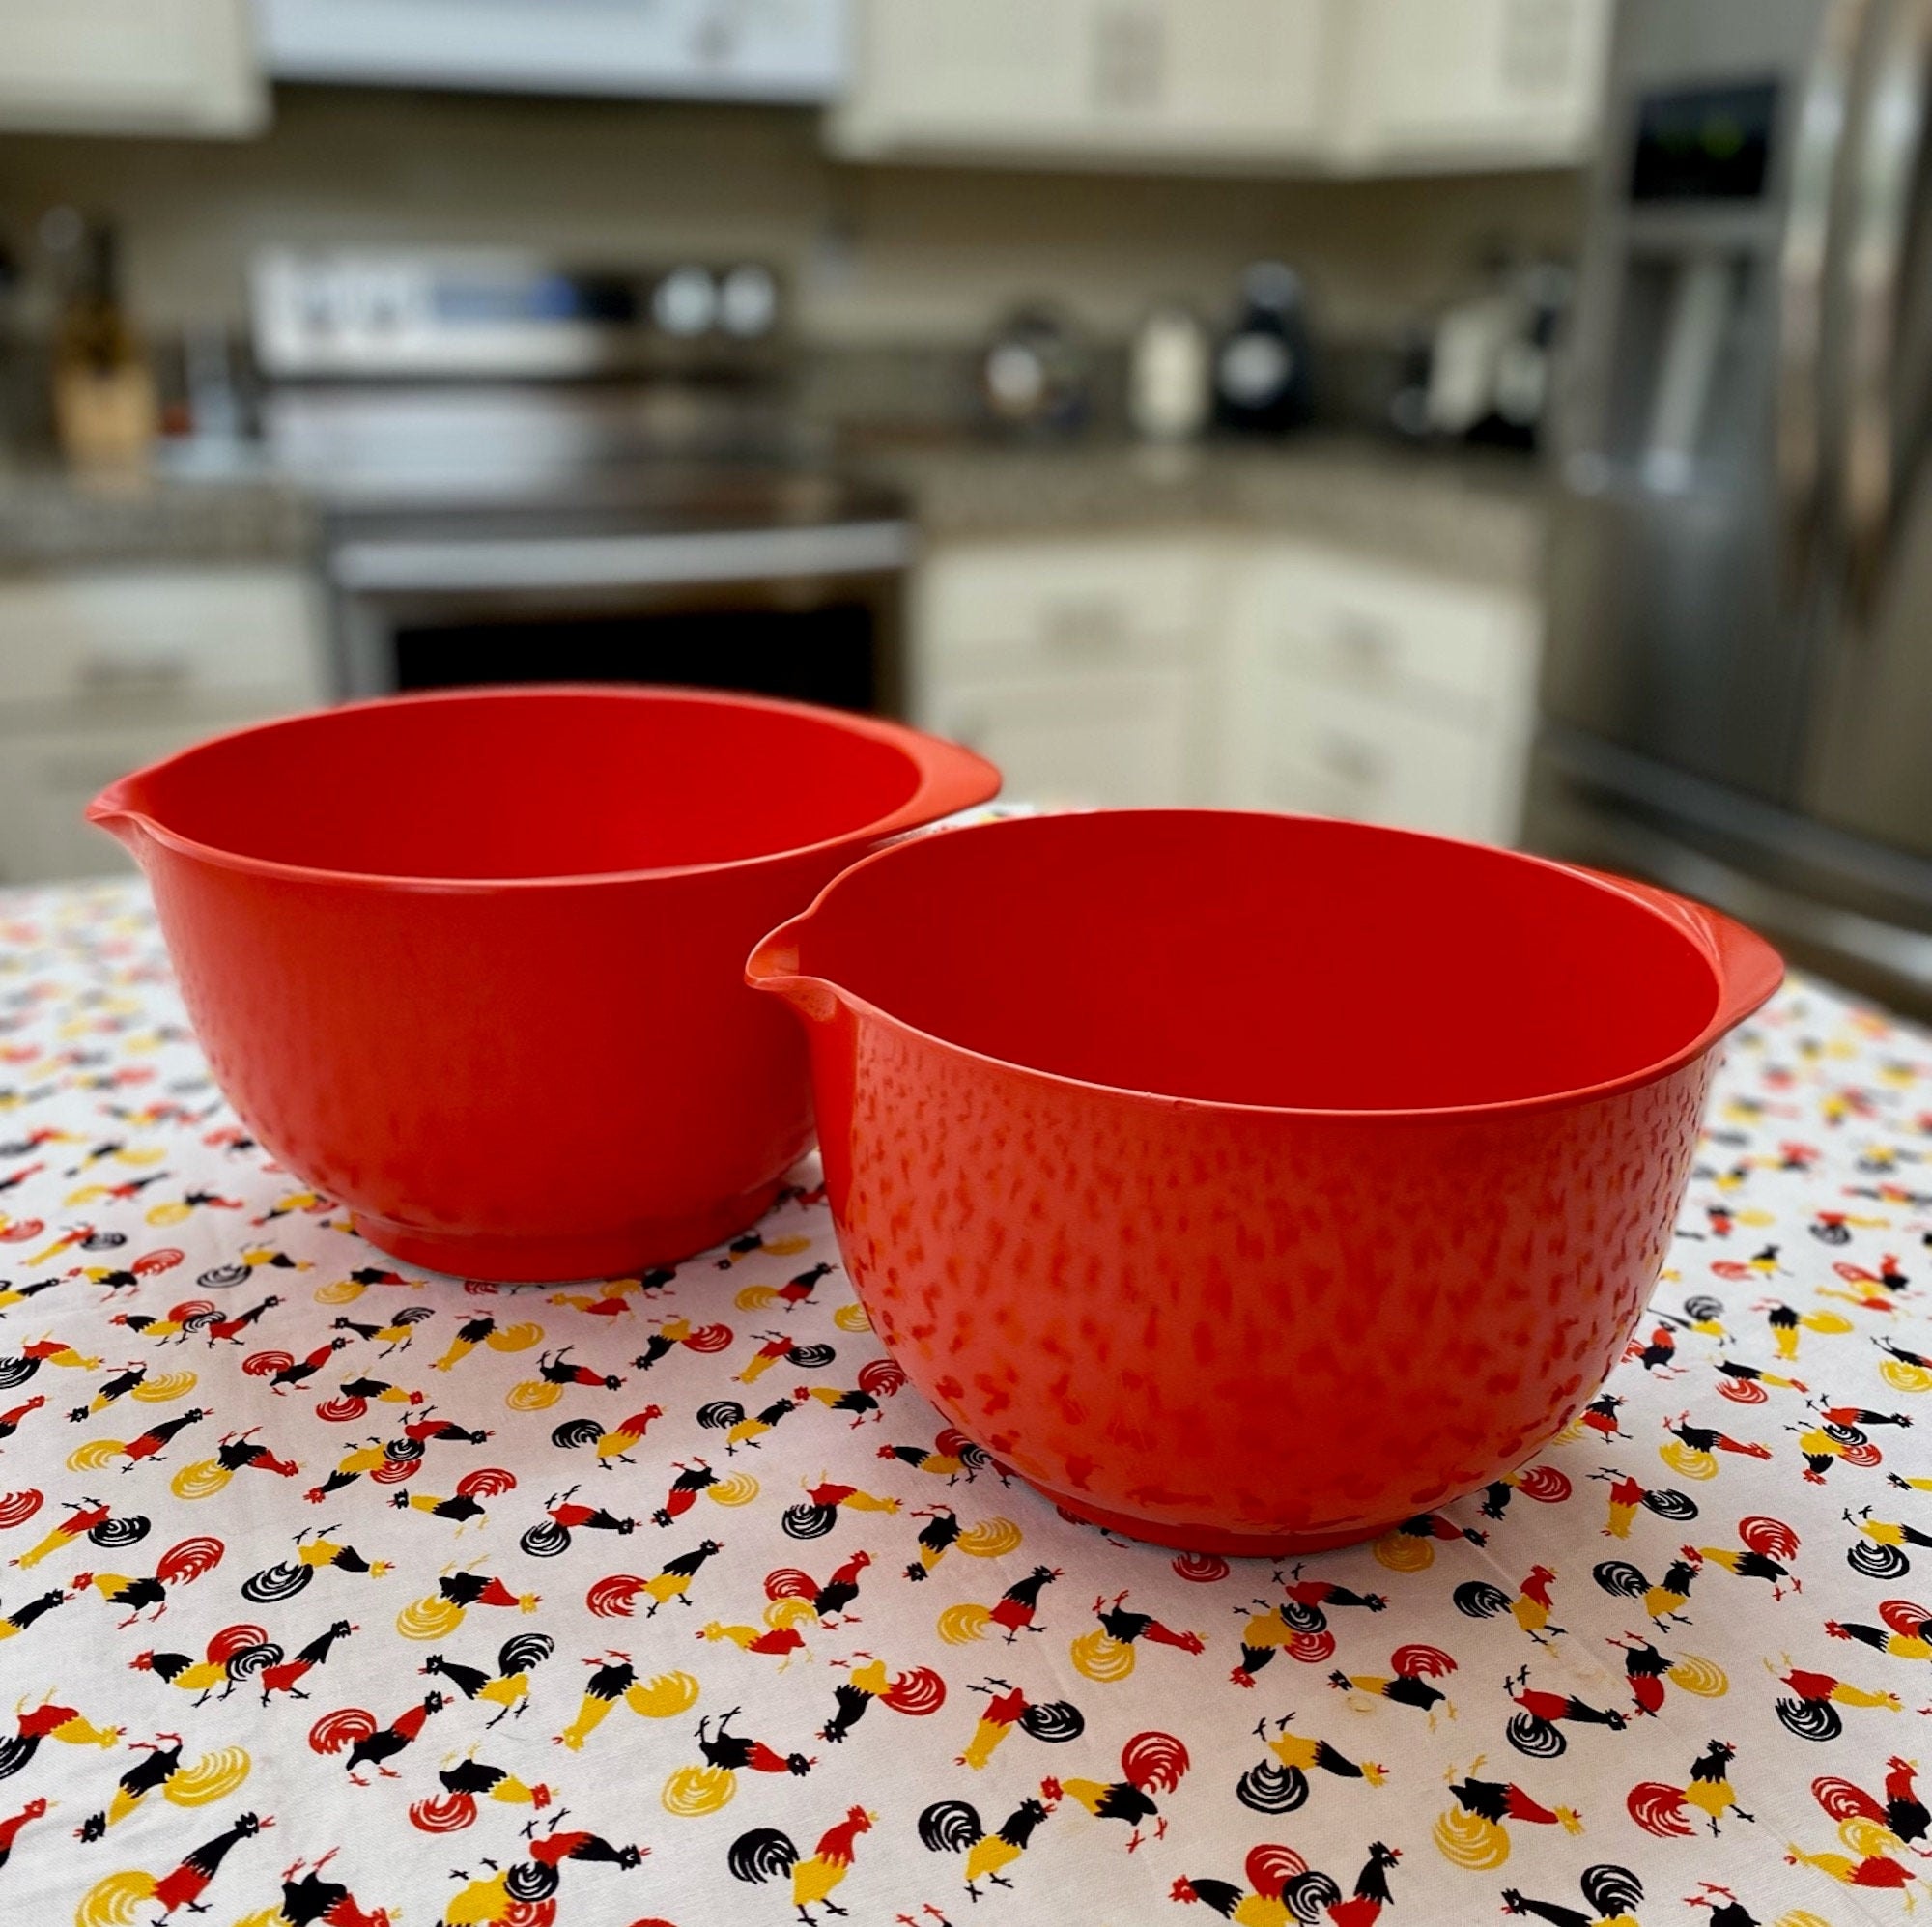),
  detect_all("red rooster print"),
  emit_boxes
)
[418,1630,554,1726]
[72,1732,250,1839]
[1371,1511,1487,1573]
[901,1504,1021,1581]
[1434,1758,1581,1867]
[309,1691,446,1784]
[733,1260,834,1312]
[649,1458,758,1528]
[916,1787,1058,1904]
[1044,1729,1189,1852]
[170,1425,301,1500]
[548,1404,663,1468]
[77,1808,270,1927]
[1499,1862,1643,1927]
[819,1649,947,1743]
[1628,1738,1754,1836]
[1684,1514,1802,1598]
[1328,1644,1458,1727]
[1587,1467,1700,1538]
[396,1563,540,1640]
[630,1313,733,1372]
[553,1653,696,1751]
[585,1538,724,1620]
[409,1753,553,1833]
[1476,1463,1573,1523]
[520,1482,640,1556]
[1502,1665,1627,1757]
[799,1357,906,1427]
[71,1532,222,1626]
[0,1690,120,1778]
[1767,1652,1902,1740]
[66,1403,208,1472]
[1786,1762,1929,1902]
[766,1547,870,1626]
[728,1803,872,1924]
[1452,1563,1564,1645]
[439,1814,644,1924]
[1606,1631,1728,1717]
[1172,1839,1402,1925]
[1072,1589,1207,1682]
[1237,1713,1386,1815]
[242,1524,391,1601]
[878,1426,1002,1486]
[781,1472,900,1540]
[939,1563,1062,1646]
[956,1677,1085,1771]
[737,1330,837,1385]
[14,1492,148,1569]
[243,1849,395,1927]
[662,1705,816,1814]
[1661,1411,1775,1481]
[1826,1594,1932,1660]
